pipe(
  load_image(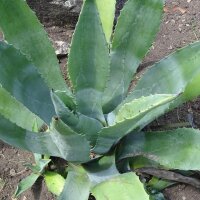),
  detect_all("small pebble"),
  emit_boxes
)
[9,169,16,176]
